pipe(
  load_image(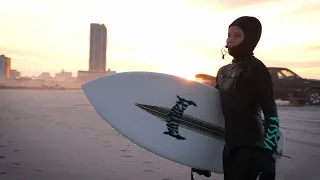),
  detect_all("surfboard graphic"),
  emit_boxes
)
[135,96,225,140]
